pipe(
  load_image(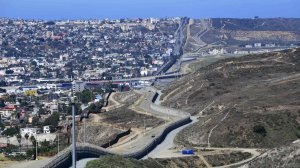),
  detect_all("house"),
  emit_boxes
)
[0,105,16,118]
[43,125,51,134]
